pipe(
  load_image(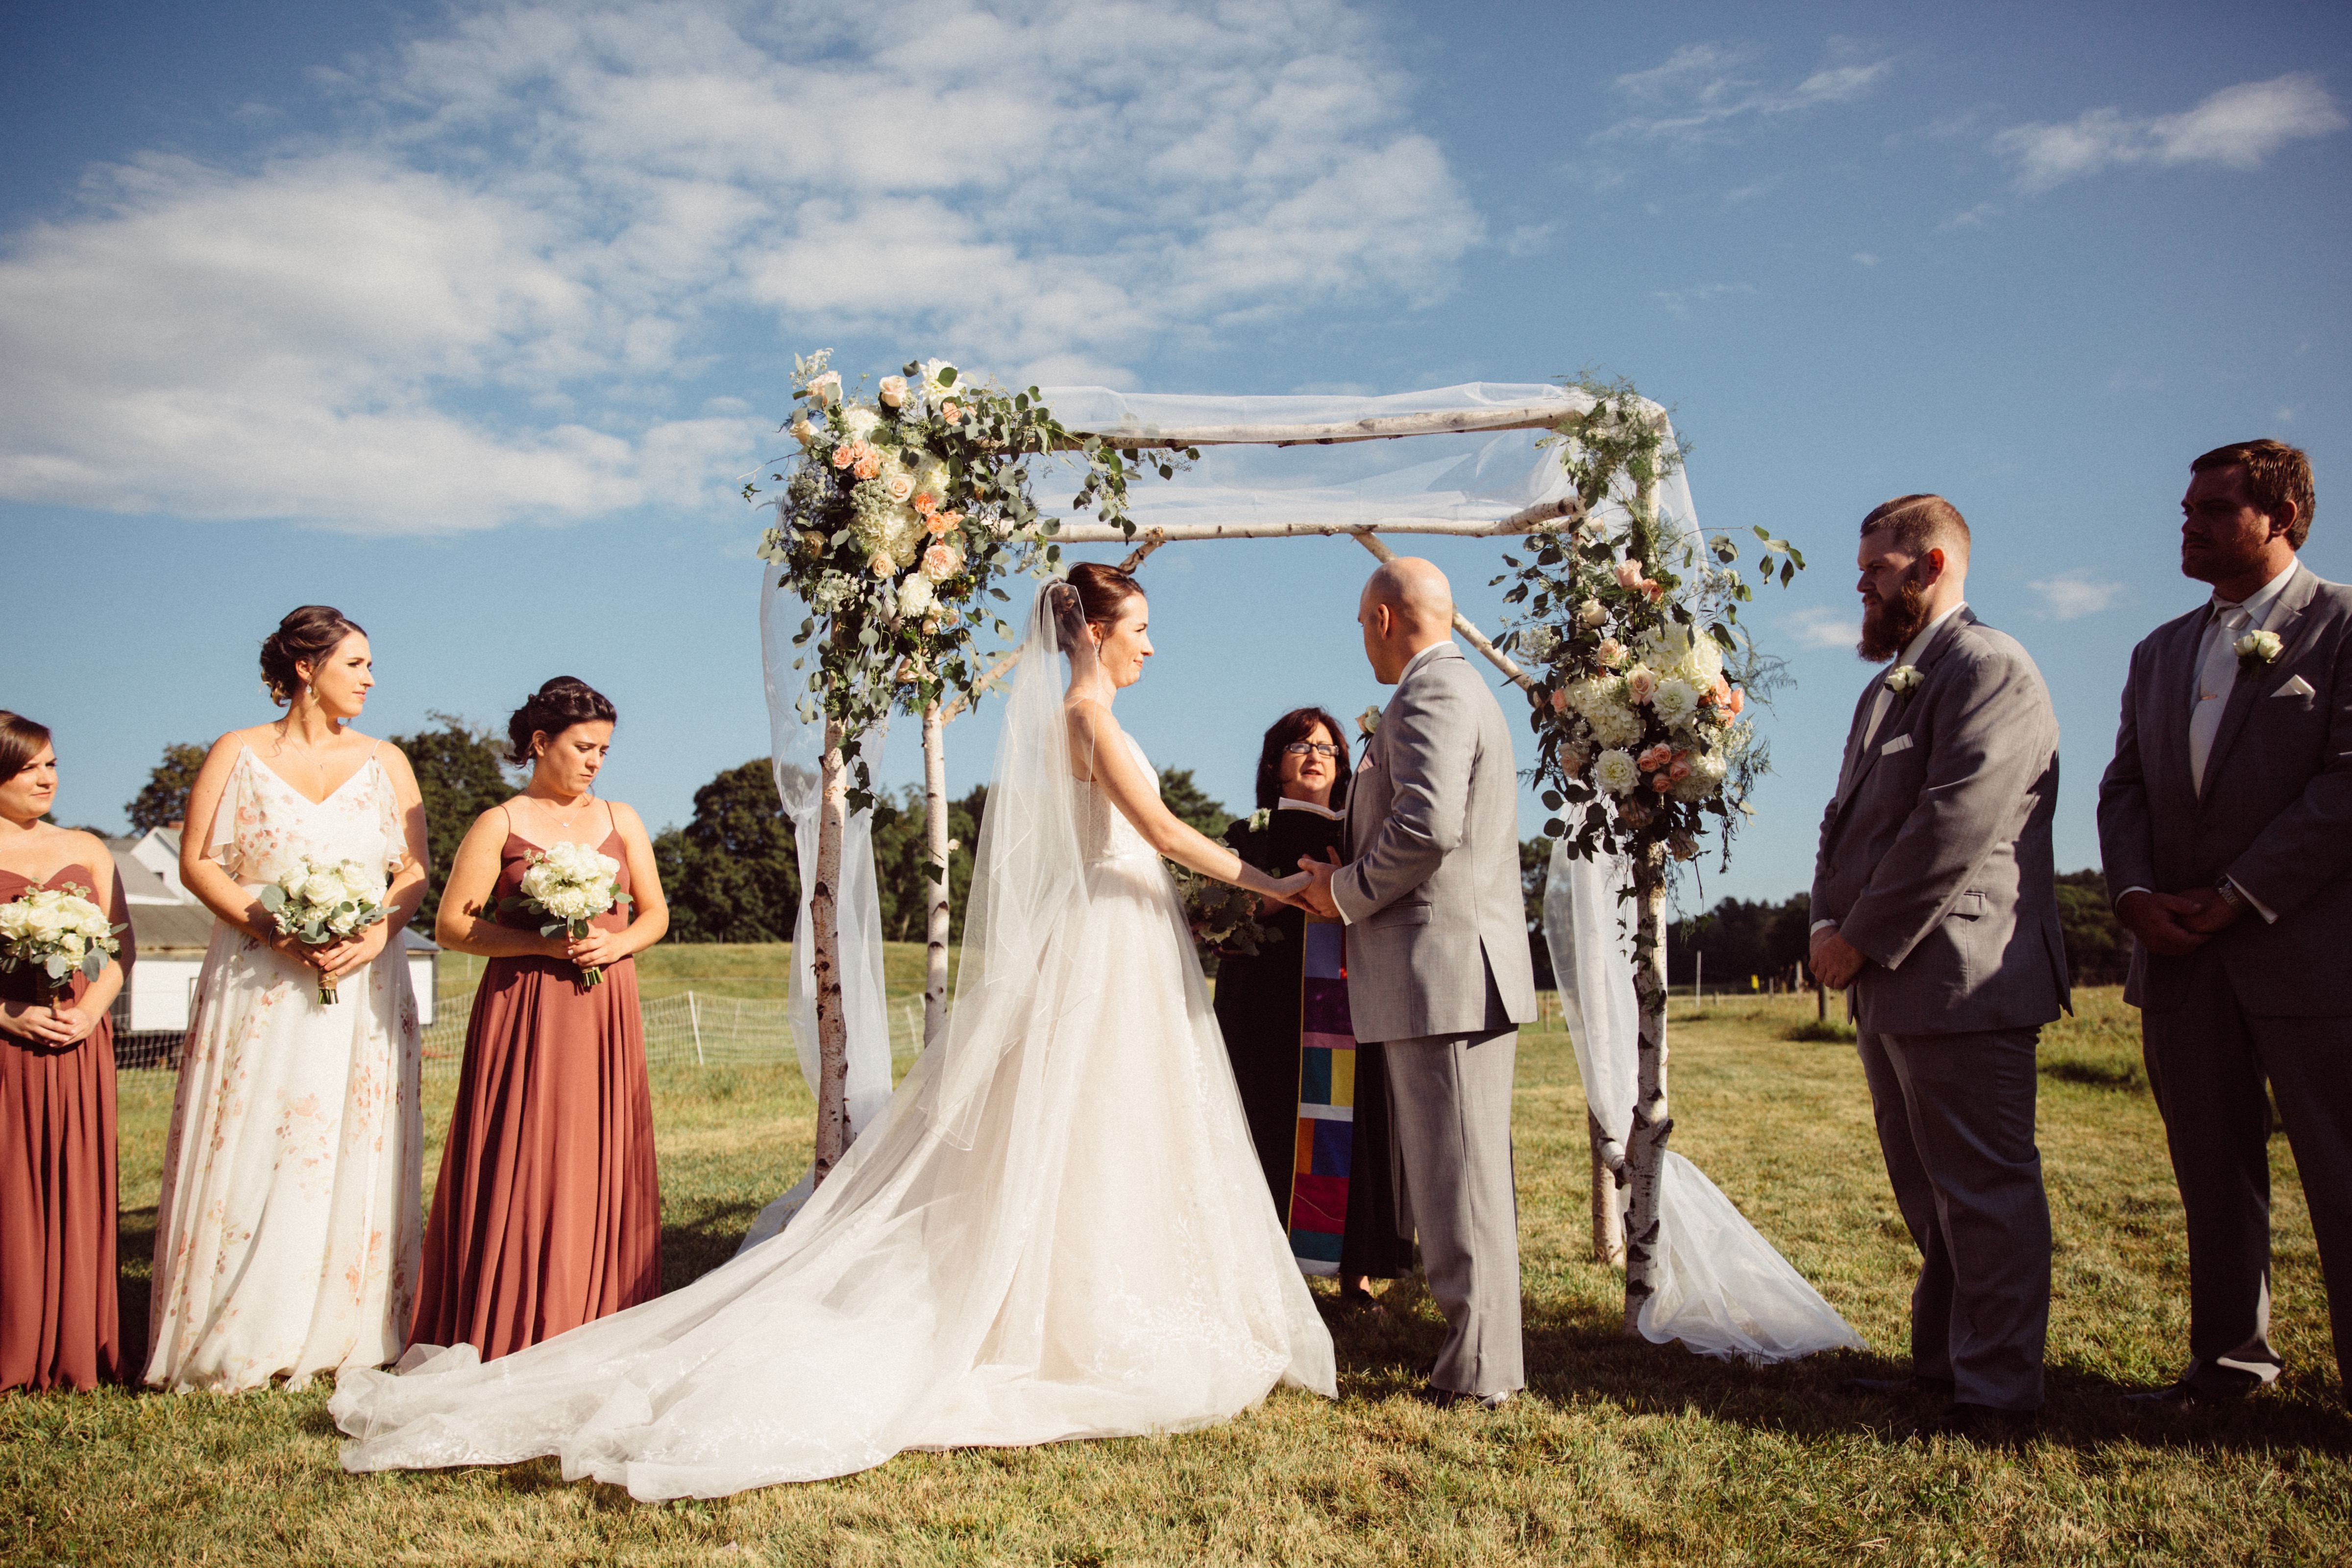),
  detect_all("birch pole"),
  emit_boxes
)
[921,699,952,1050]
[809,720,853,1184]
[1590,1110,1627,1266]
[1621,854,1672,1331]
